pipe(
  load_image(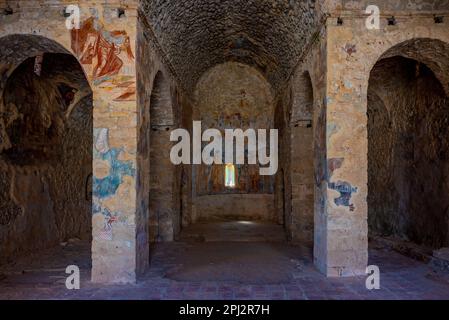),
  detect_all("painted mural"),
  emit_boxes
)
[194,112,274,195]
[93,201,119,241]
[316,104,357,212]
[93,148,135,199]
[328,181,357,212]
[193,62,275,195]
[93,128,135,199]
[93,128,136,240]
[325,145,357,211]
[71,16,136,101]
[327,157,344,178]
